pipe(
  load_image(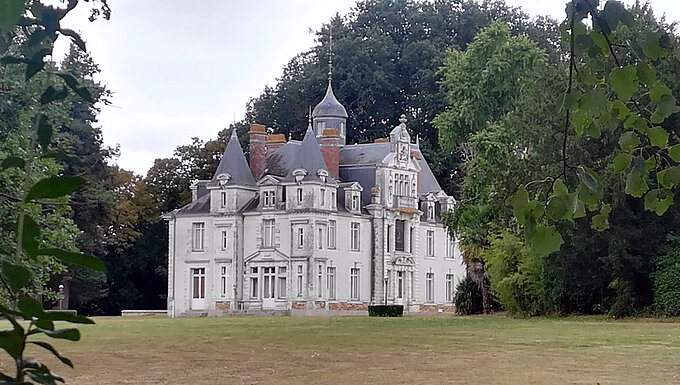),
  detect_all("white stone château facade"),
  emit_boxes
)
[163,80,464,317]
